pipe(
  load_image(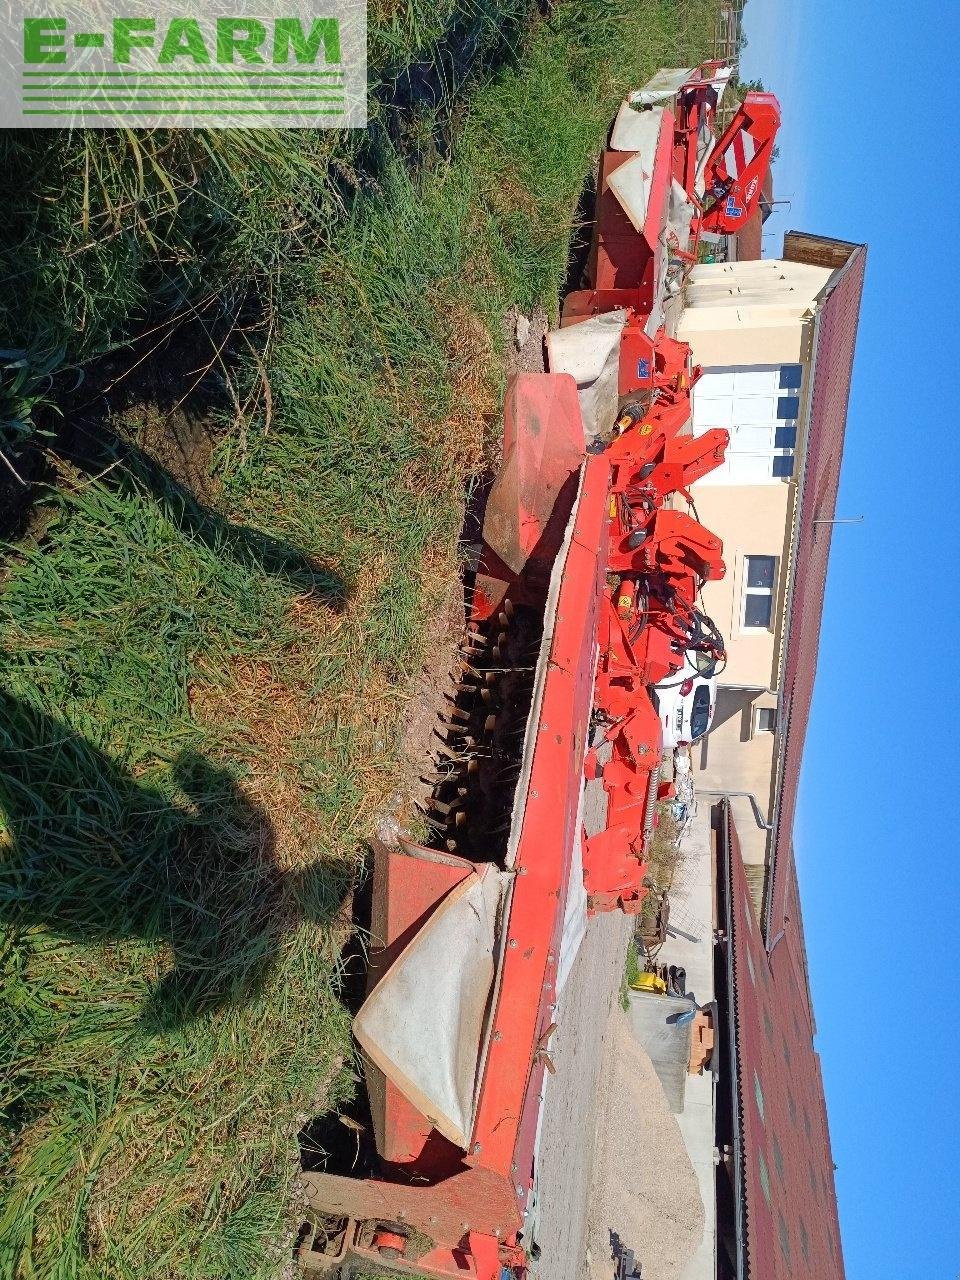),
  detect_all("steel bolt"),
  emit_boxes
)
[472,1142,482,1154]
[516,1185,524,1197]
[508,938,518,949]
[493,1030,502,1042]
